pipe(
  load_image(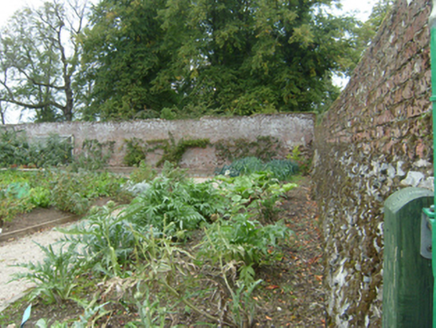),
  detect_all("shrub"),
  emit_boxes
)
[215,157,299,181]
